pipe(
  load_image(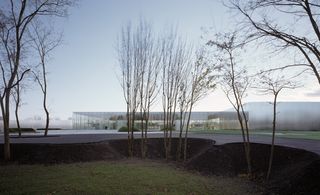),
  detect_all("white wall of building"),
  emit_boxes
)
[244,102,320,131]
